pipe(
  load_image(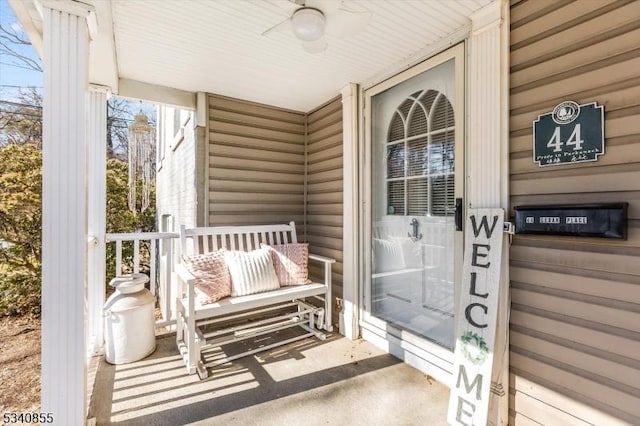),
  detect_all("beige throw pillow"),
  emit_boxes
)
[263,243,312,286]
